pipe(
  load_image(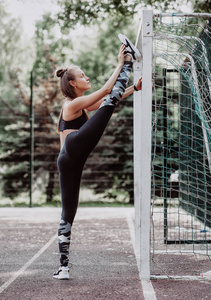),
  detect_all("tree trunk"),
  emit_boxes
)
[46,170,55,202]
[128,189,134,205]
